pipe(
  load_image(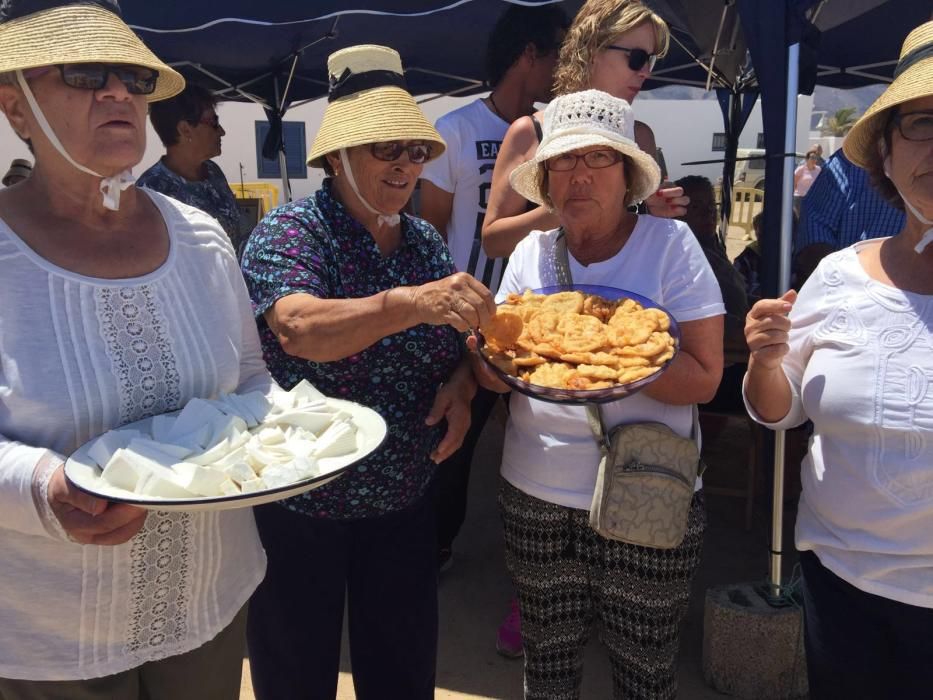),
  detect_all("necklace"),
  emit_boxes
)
[488,92,508,122]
